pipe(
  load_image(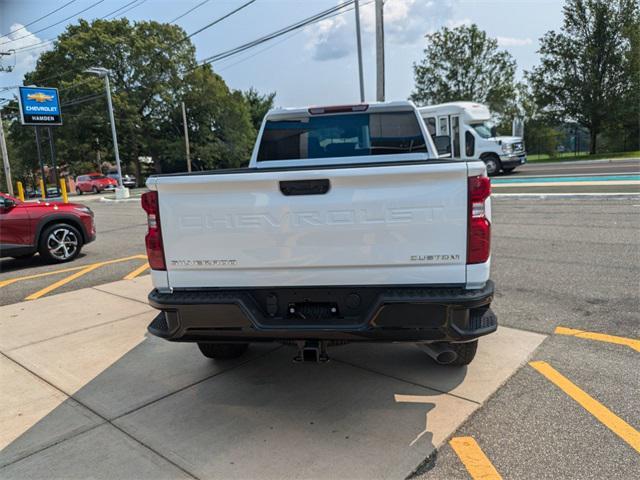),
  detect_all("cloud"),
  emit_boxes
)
[307,0,458,61]
[1,23,51,80]
[497,36,533,47]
